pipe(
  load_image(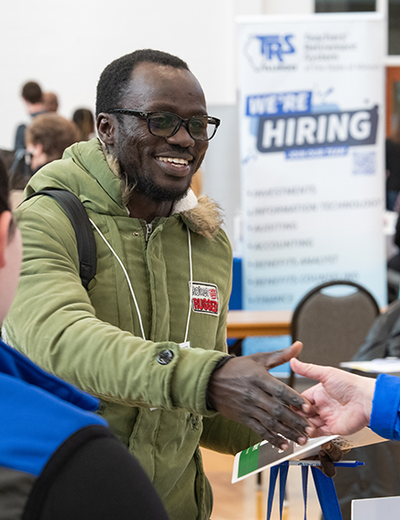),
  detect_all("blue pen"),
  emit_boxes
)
[289,460,365,467]
[333,461,365,467]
